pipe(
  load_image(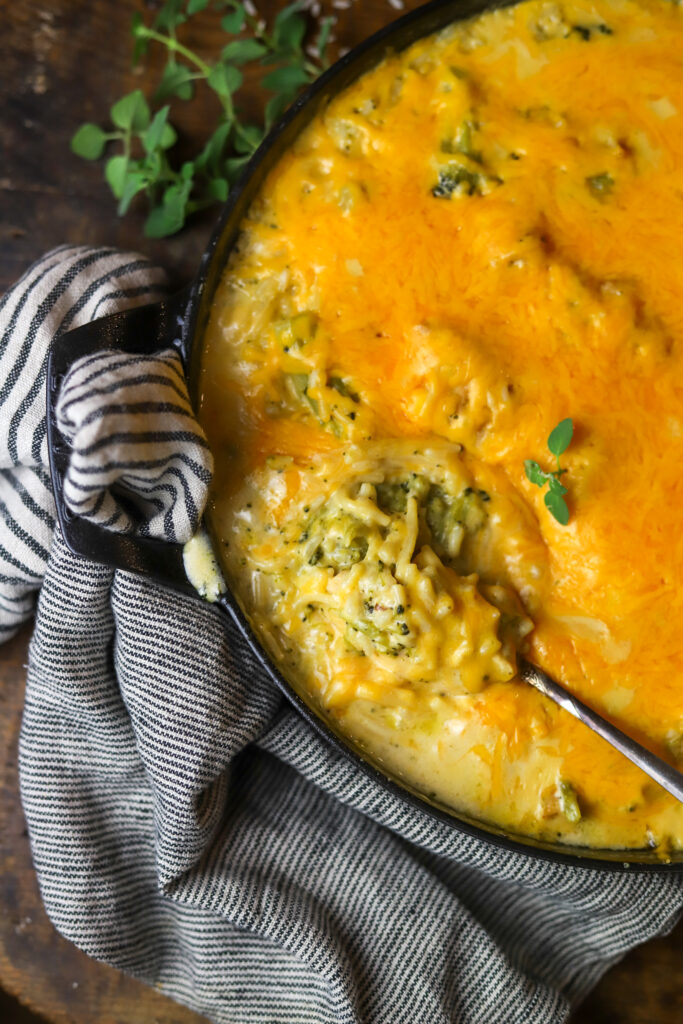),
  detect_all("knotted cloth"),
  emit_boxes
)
[2,247,682,1024]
